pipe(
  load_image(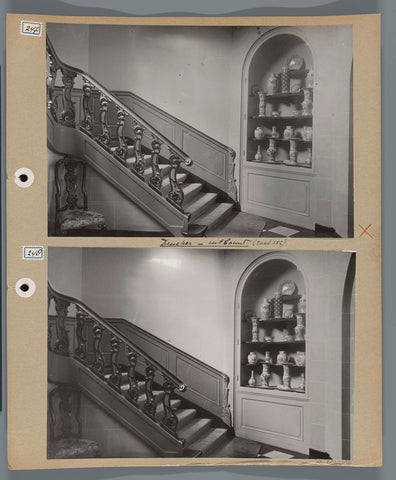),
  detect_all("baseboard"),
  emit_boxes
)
[309,448,332,459]
[314,224,340,237]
